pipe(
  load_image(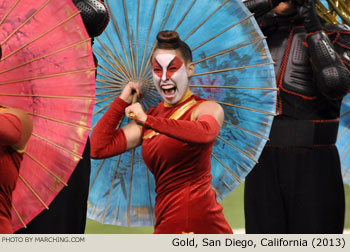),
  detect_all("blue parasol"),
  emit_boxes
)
[87,0,277,227]
[338,98,350,185]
